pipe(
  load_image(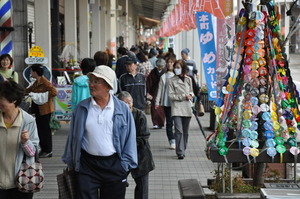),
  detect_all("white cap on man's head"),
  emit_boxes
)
[88,65,115,89]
